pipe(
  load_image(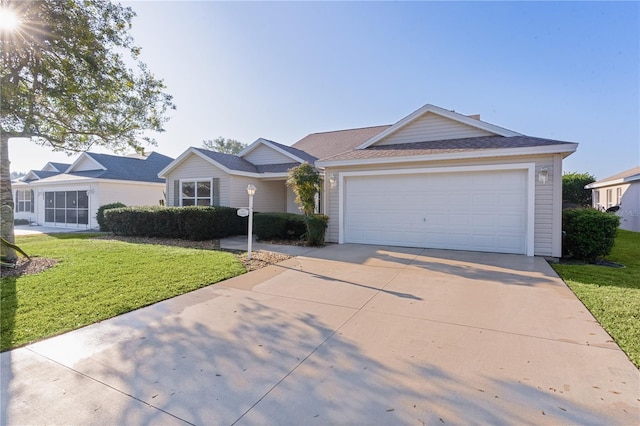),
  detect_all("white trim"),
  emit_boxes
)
[66,152,106,173]
[158,147,292,179]
[317,143,578,168]
[551,154,563,258]
[357,104,522,149]
[338,163,536,256]
[238,138,307,164]
[179,178,213,206]
[585,174,640,189]
[12,177,165,187]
